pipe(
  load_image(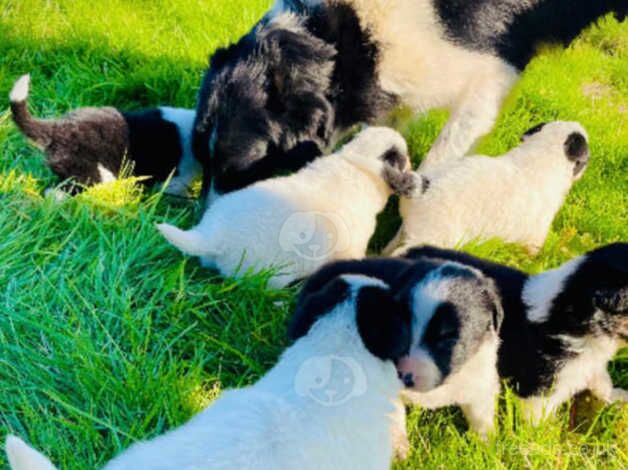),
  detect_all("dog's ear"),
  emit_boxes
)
[356,285,412,361]
[260,25,337,145]
[481,279,505,331]
[594,287,628,314]
[288,276,351,341]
